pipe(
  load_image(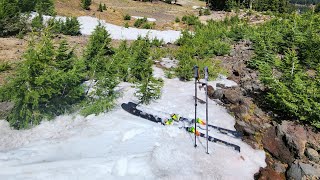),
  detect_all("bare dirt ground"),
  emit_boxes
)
[56,0,206,30]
